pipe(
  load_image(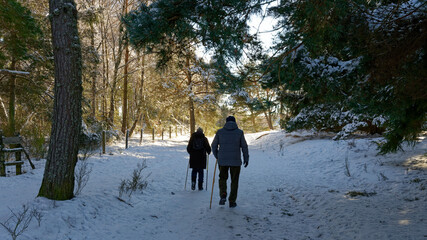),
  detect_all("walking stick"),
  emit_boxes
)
[184,159,190,190]
[206,153,209,191]
[209,158,218,209]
